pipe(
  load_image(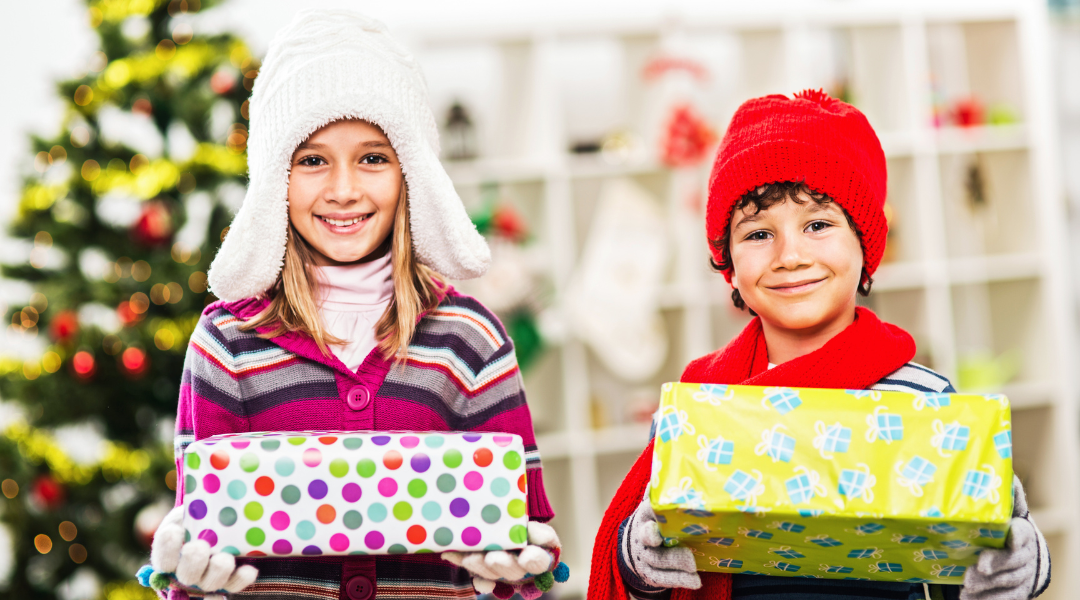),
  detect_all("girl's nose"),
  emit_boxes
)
[325,165,363,204]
